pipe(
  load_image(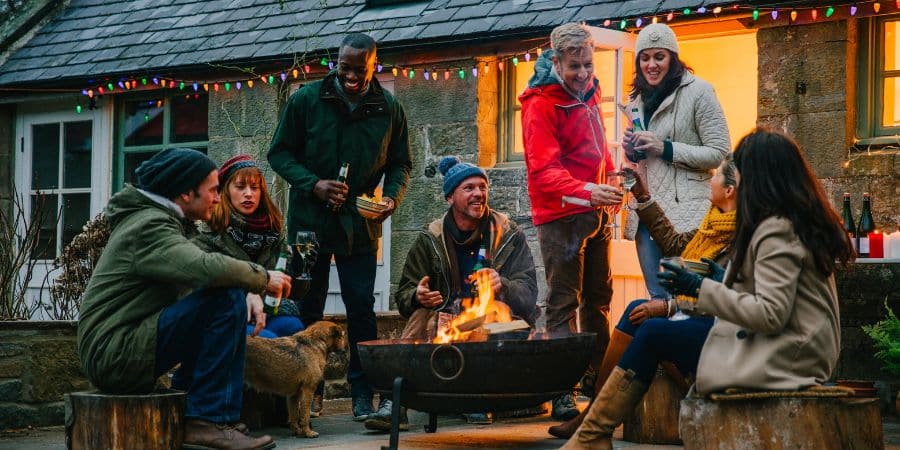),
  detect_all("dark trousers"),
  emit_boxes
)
[301,251,377,398]
[616,299,713,385]
[538,210,613,369]
[156,288,246,423]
